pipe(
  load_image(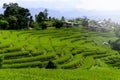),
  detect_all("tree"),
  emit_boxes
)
[48,16,52,21]
[16,7,31,29]
[35,9,49,29]
[28,16,34,27]
[3,3,19,17]
[61,16,65,21]
[43,9,48,20]
[3,3,31,29]
[36,9,48,23]
[82,16,89,27]
[115,27,120,38]
[36,12,45,23]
